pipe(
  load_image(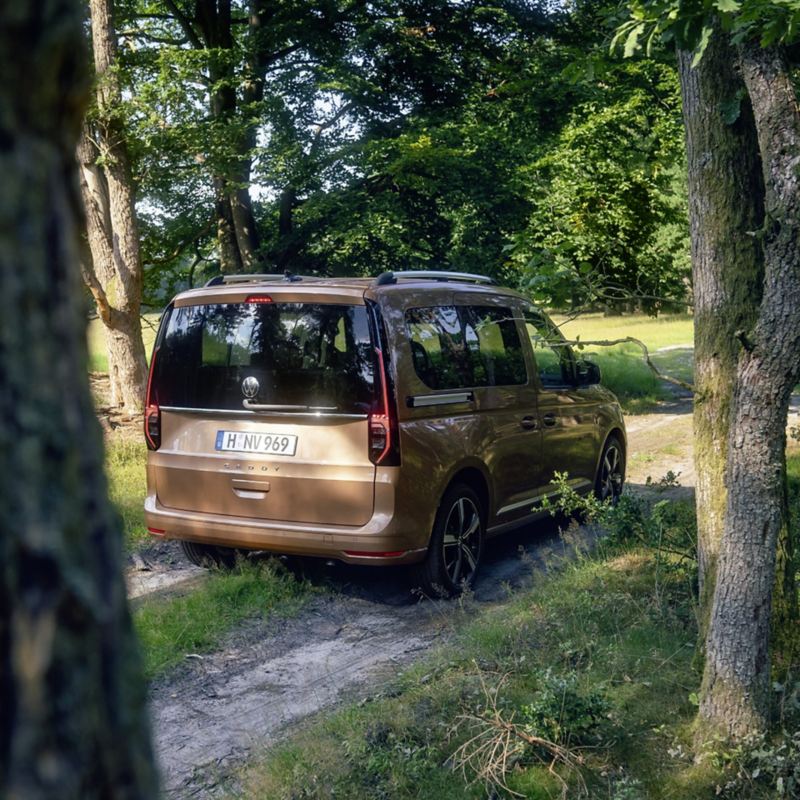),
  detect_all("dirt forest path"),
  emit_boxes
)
[141,395,703,798]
